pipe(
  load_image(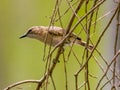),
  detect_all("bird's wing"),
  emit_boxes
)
[45,26,81,40]
[70,33,81,40]
[47,26,65,36]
